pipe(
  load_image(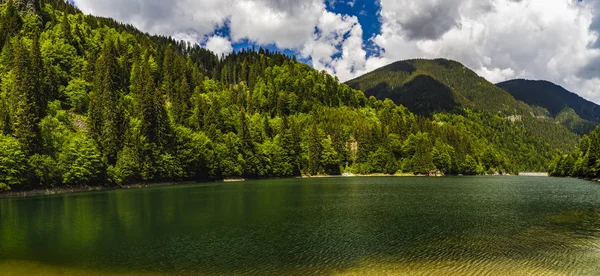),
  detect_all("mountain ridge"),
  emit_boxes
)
[496,79,600,122]
[497,79,599,135]
[346,58,535,117]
